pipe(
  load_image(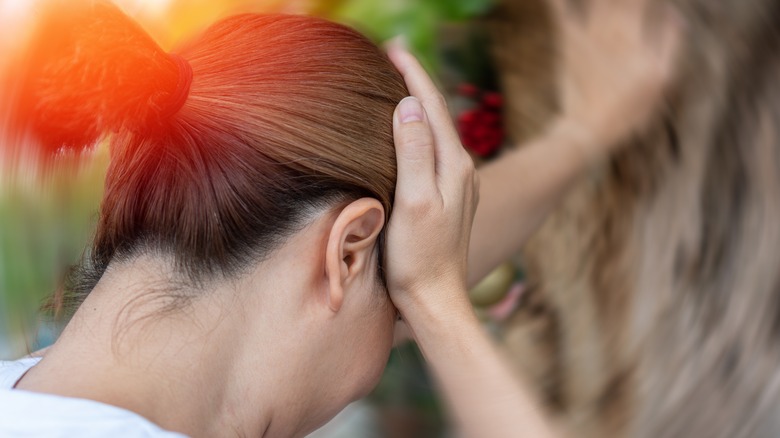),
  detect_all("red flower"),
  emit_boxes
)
[455,85,505,158]
[458,109,478,124]
[482,92,503,109]
[457,83,479,97]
